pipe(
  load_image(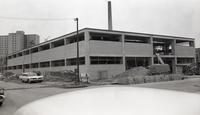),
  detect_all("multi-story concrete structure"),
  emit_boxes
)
[6,28,195,80]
